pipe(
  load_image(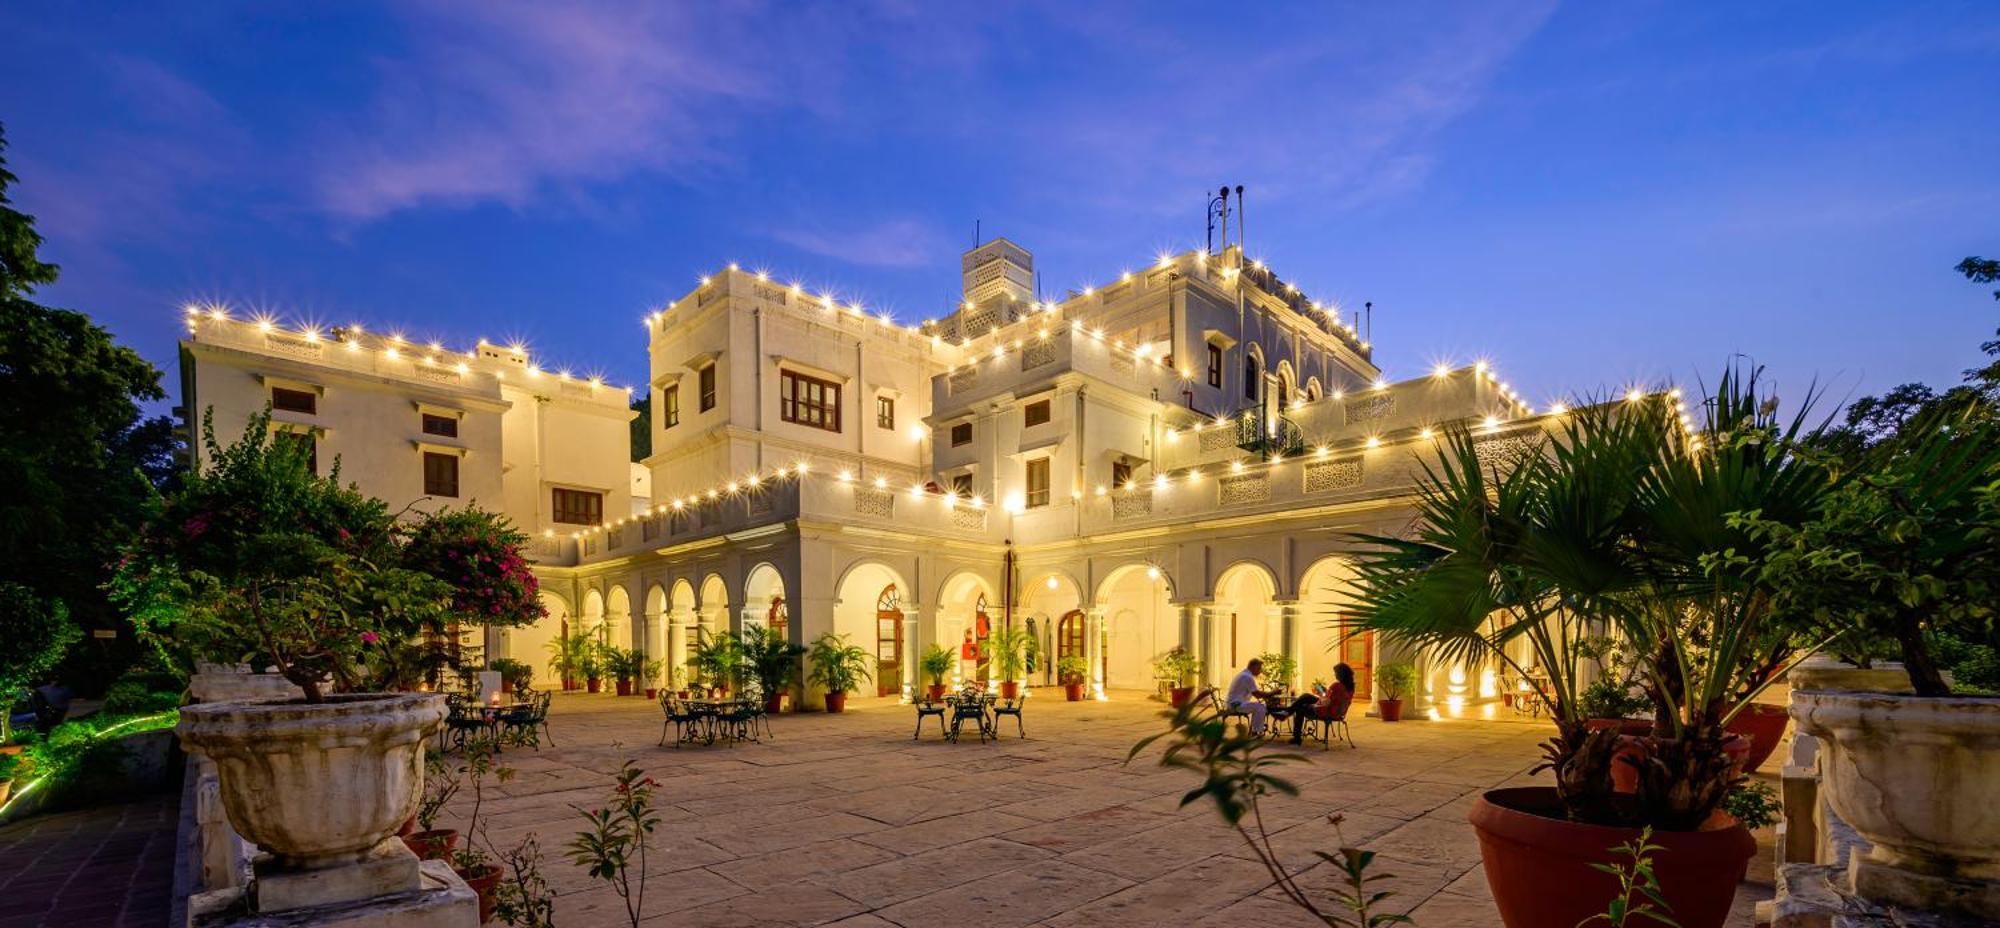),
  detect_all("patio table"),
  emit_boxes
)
[942,692,998,743]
